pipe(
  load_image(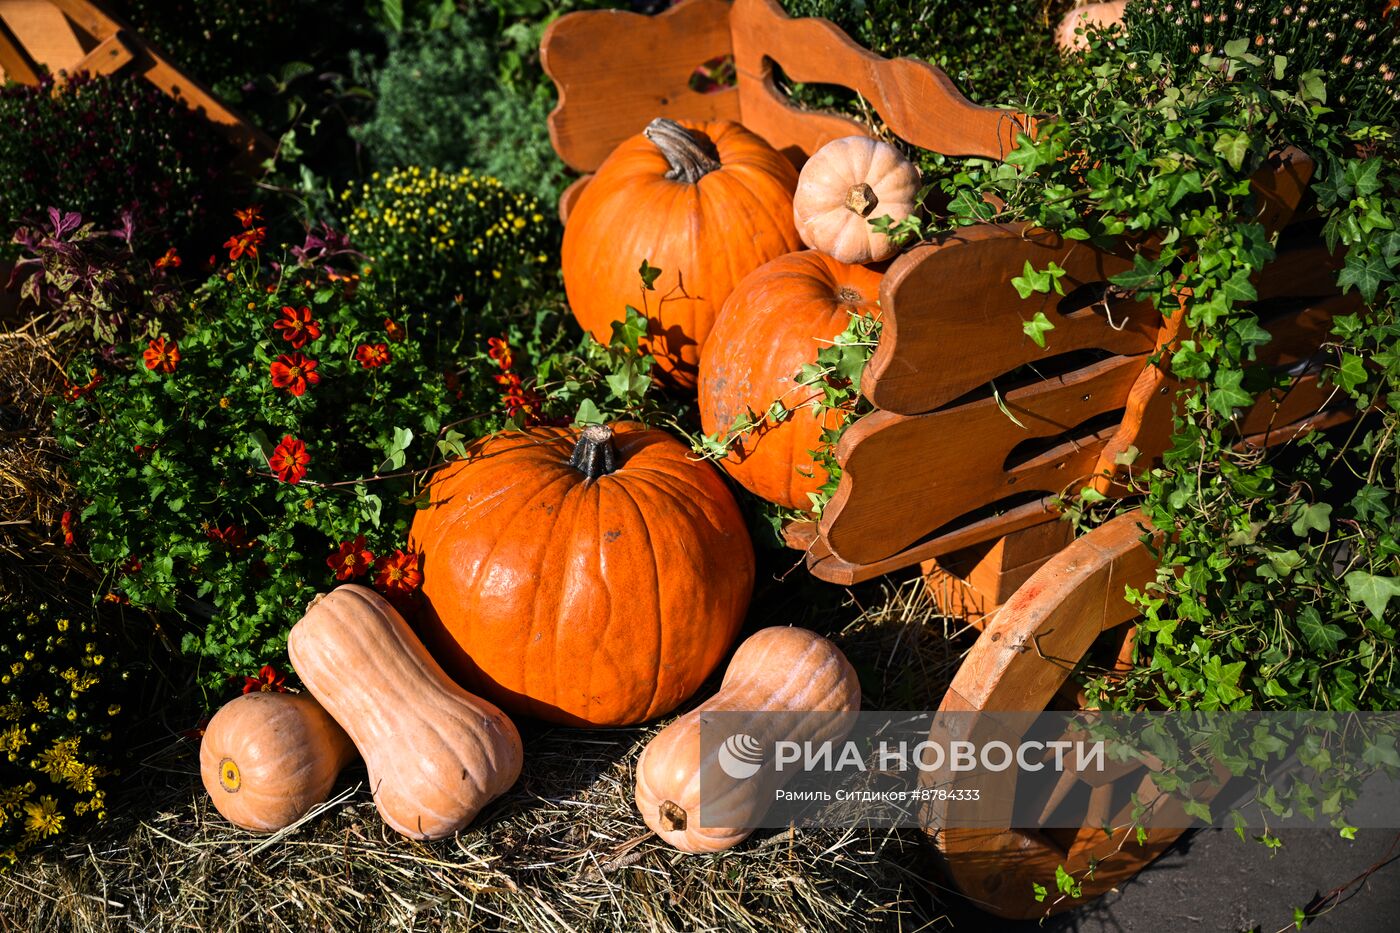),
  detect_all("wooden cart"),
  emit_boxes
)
[543,0,1355,917]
